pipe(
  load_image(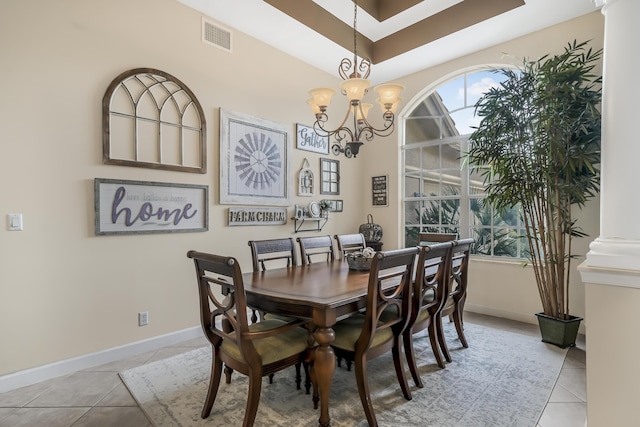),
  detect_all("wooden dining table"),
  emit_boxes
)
[243,259,381,427]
